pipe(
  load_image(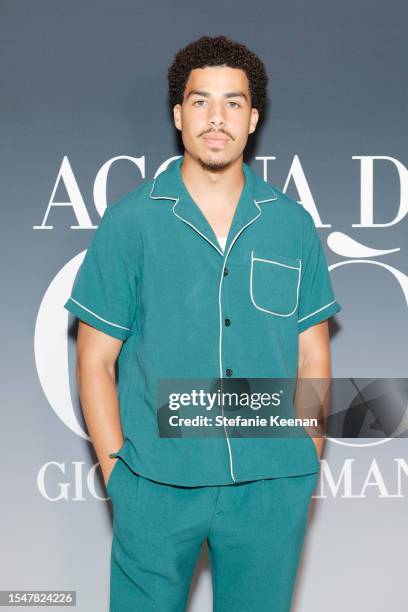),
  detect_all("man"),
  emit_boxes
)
[64,35,341,611]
